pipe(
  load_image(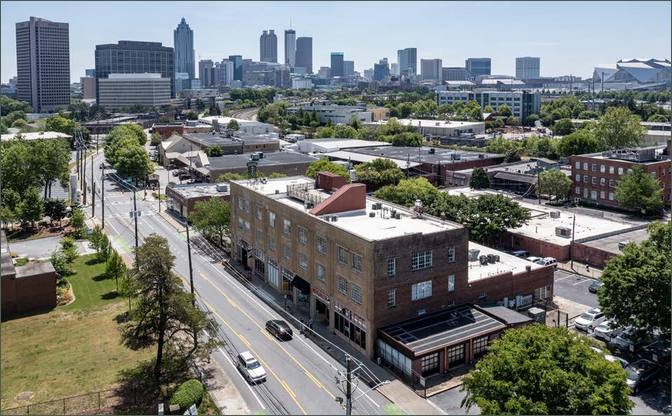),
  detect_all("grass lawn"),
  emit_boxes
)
[1,254,152,410]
